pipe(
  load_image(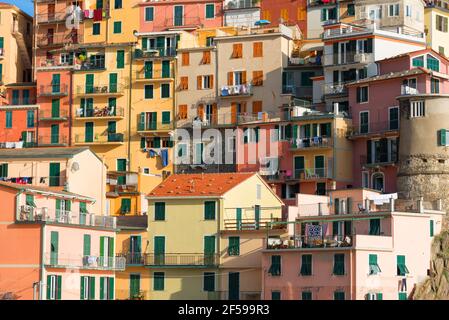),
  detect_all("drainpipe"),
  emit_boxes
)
[40,224,46,300]
[127,45,133,173]
[69,69,74,146]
